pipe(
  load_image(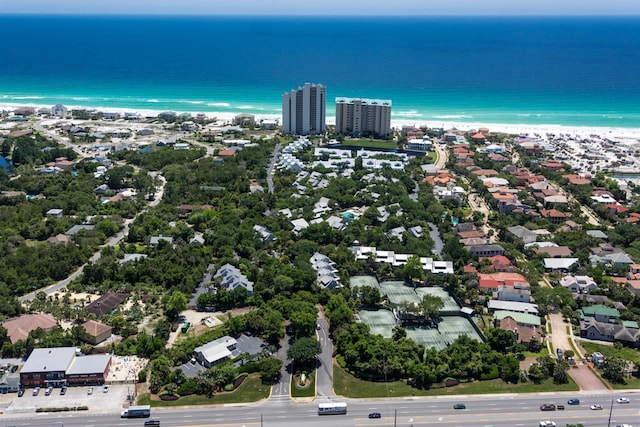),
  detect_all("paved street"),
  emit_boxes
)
[2,391,639,427]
